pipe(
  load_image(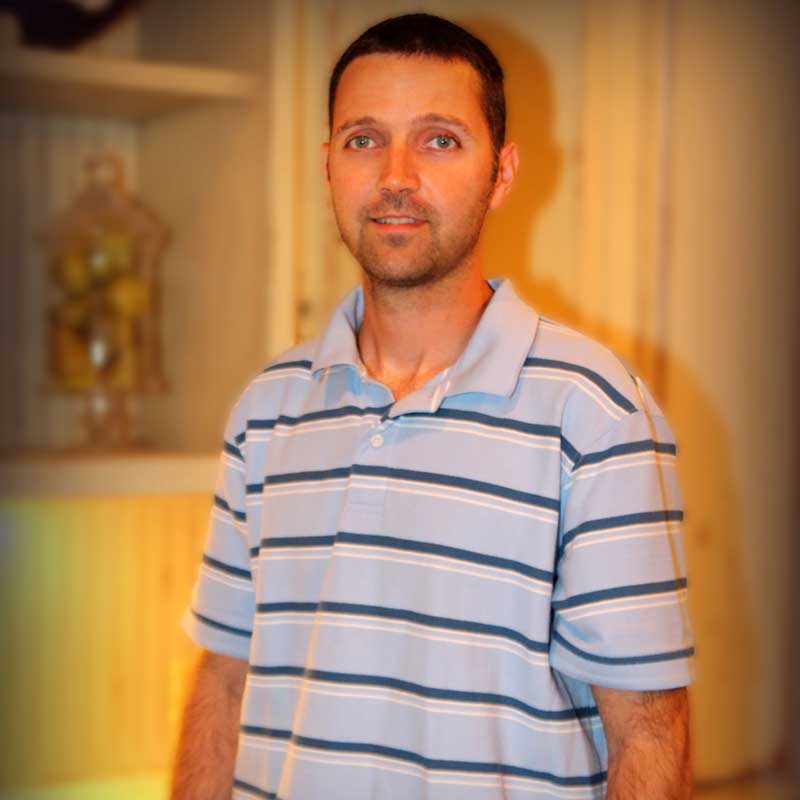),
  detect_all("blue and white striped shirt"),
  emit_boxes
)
[183,278,694,800]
